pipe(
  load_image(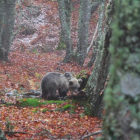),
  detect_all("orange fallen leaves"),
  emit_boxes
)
[0,49,101,139]
[0,100,102,139]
